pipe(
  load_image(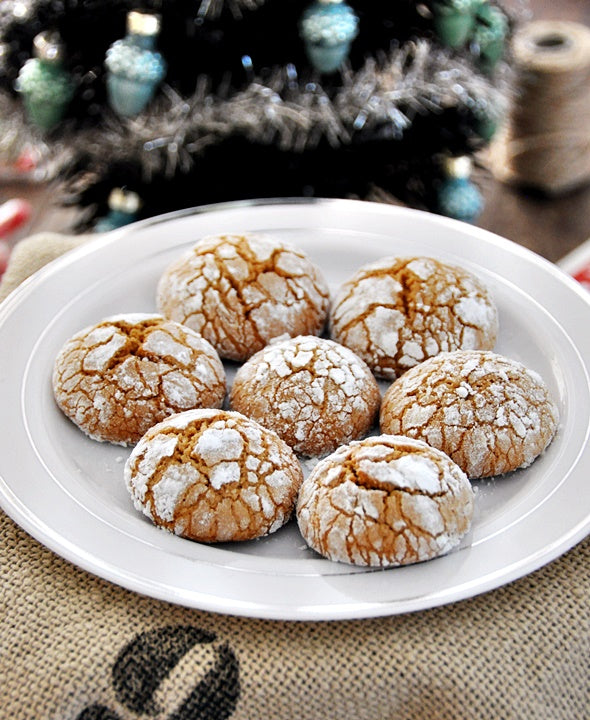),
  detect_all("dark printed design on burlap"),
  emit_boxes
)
[76,706,122,720]
[75,625,240,720]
